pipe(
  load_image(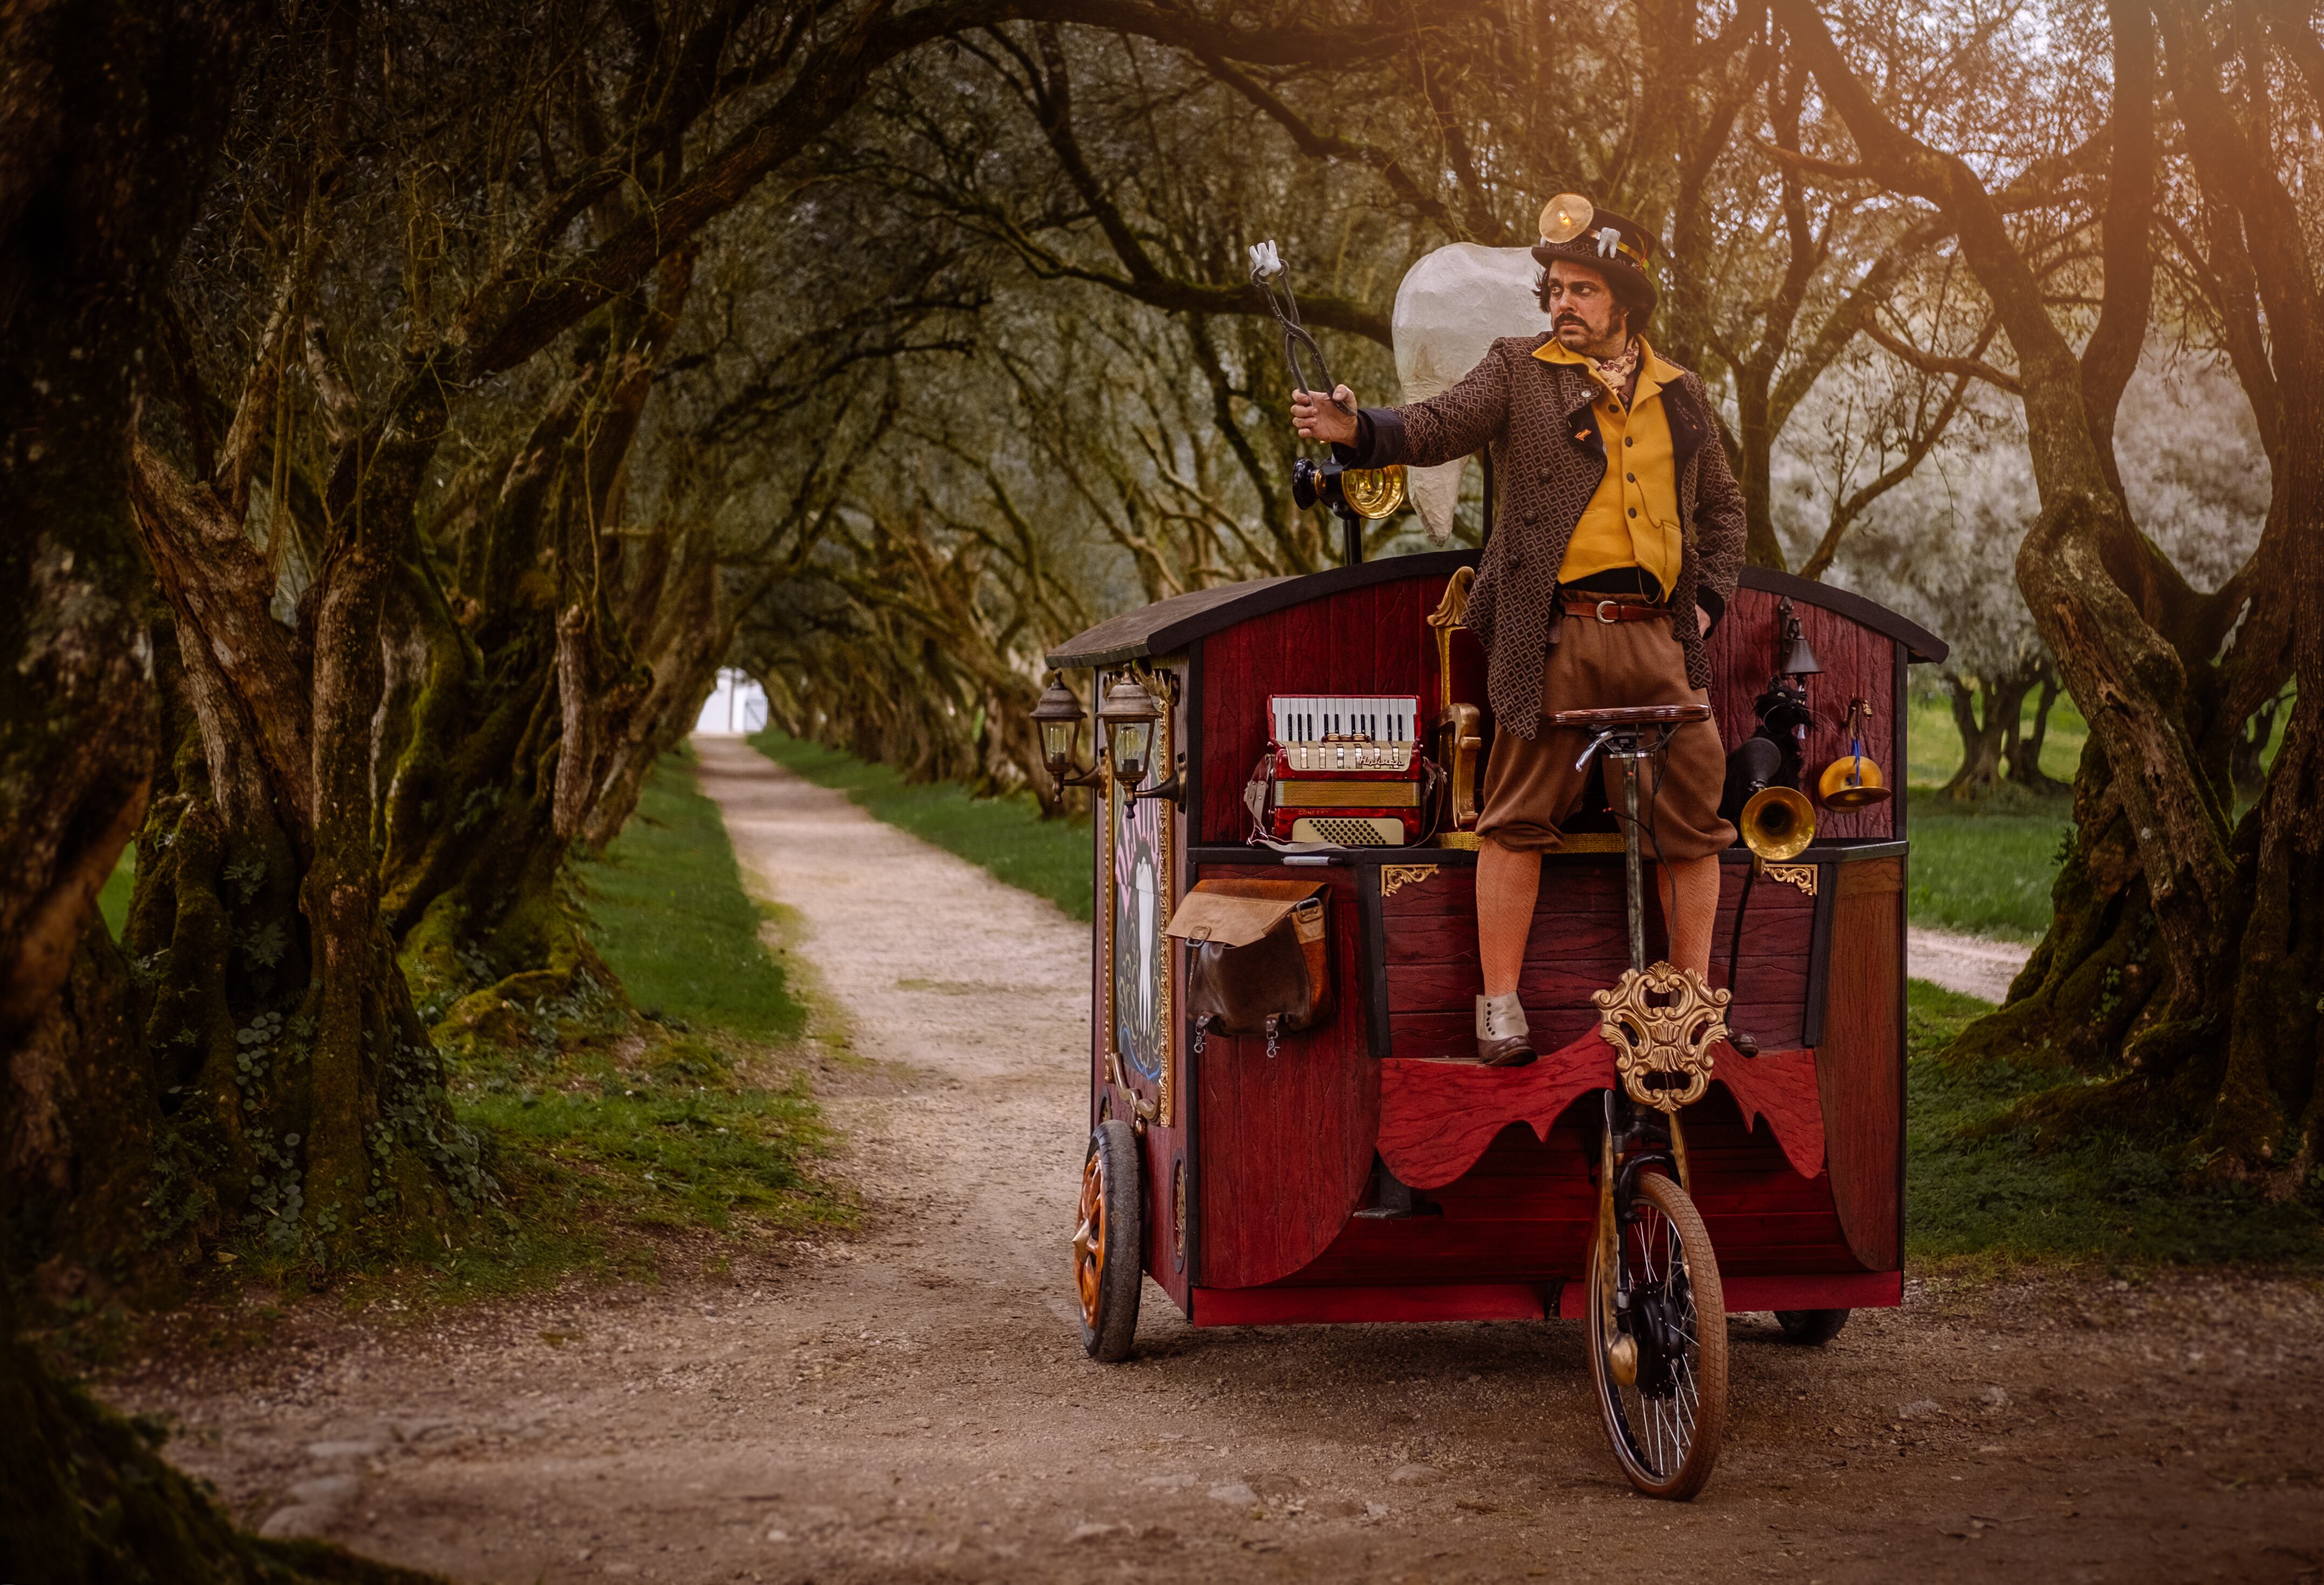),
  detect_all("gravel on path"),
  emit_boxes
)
[105,737,2324,1584]
[1907,928,2032,1004]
